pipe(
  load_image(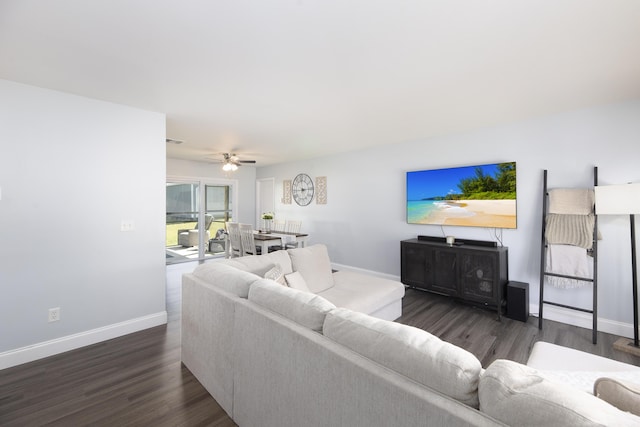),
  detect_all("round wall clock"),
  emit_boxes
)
[292,173,314,206]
